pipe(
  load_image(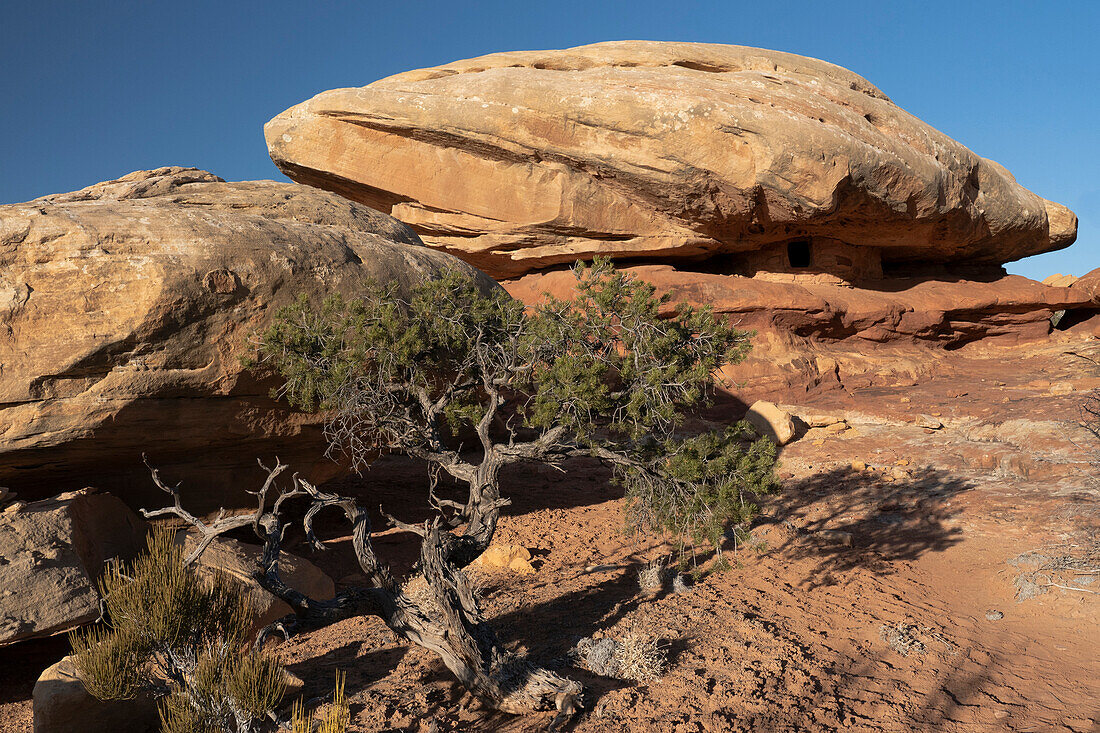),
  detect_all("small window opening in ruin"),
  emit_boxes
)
[1054,307,1100,331]
[787,240,811,268]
